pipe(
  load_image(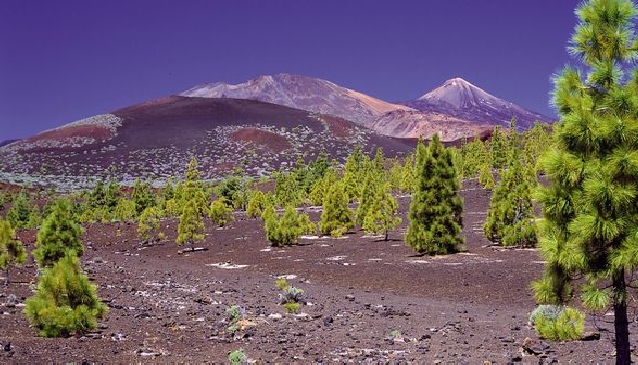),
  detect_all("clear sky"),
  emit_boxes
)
[0,0,580,142]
